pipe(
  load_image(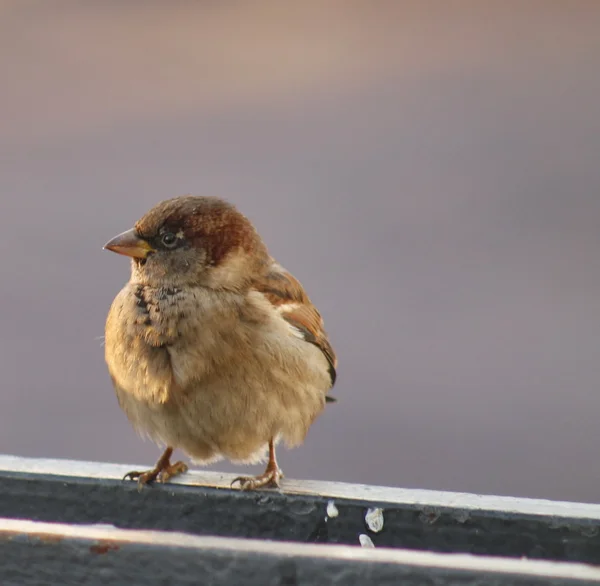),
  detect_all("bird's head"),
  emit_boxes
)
[104,196,269,289]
